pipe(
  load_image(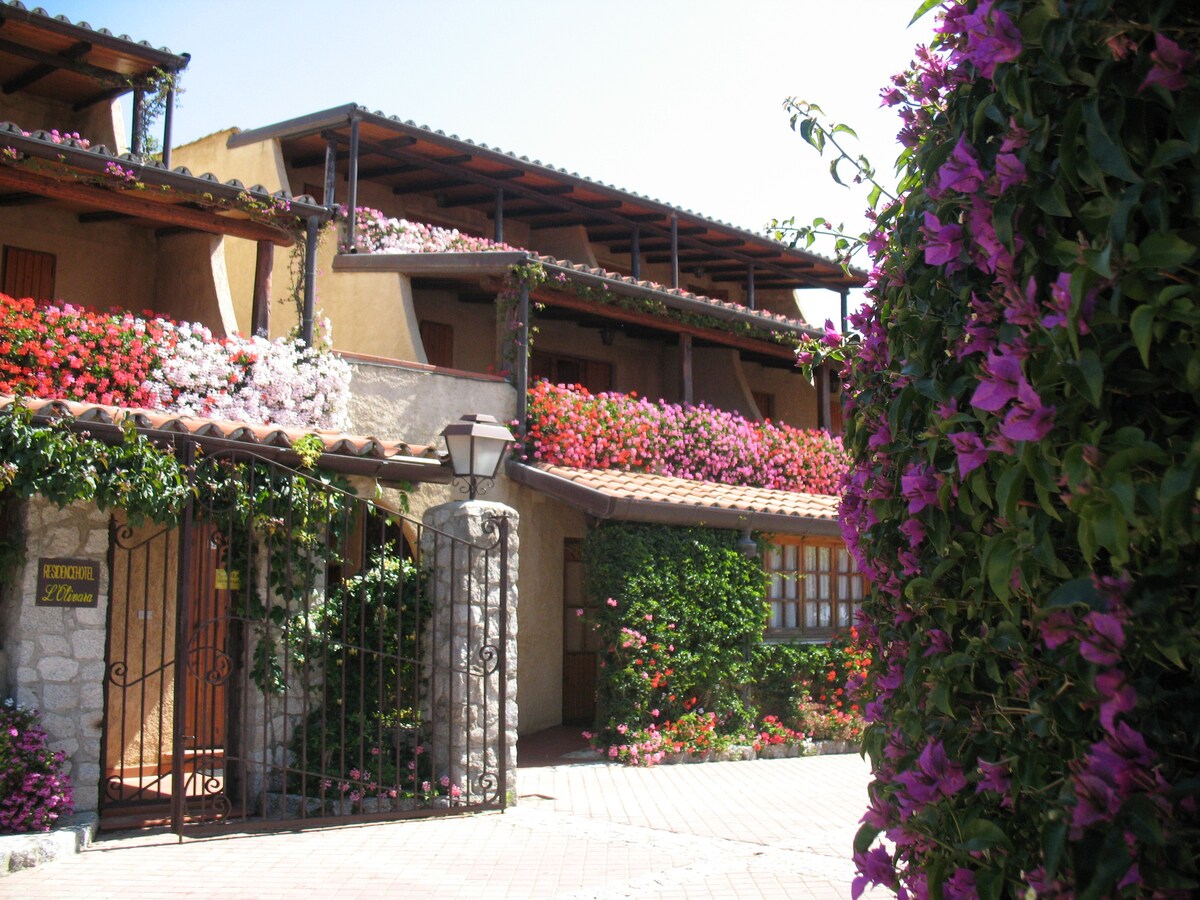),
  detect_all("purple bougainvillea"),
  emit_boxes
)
[799,1,1200,897]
